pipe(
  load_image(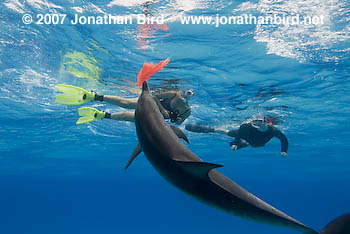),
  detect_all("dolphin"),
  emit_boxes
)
[127,81,349,234]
